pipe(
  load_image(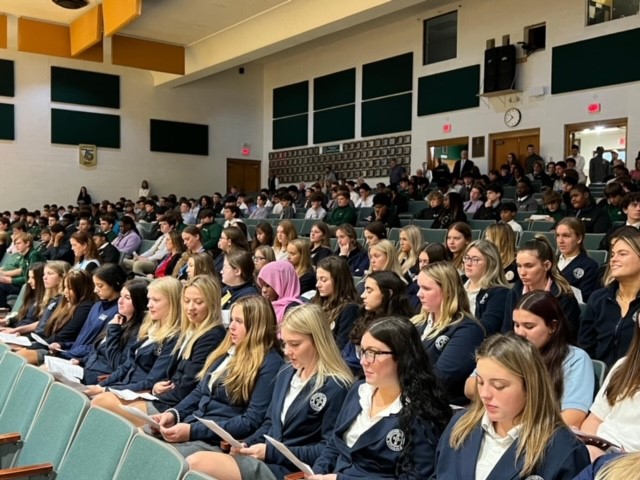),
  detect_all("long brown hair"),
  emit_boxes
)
[71,231,100,263]
[312,256,360,326]
[45,269,95,336]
